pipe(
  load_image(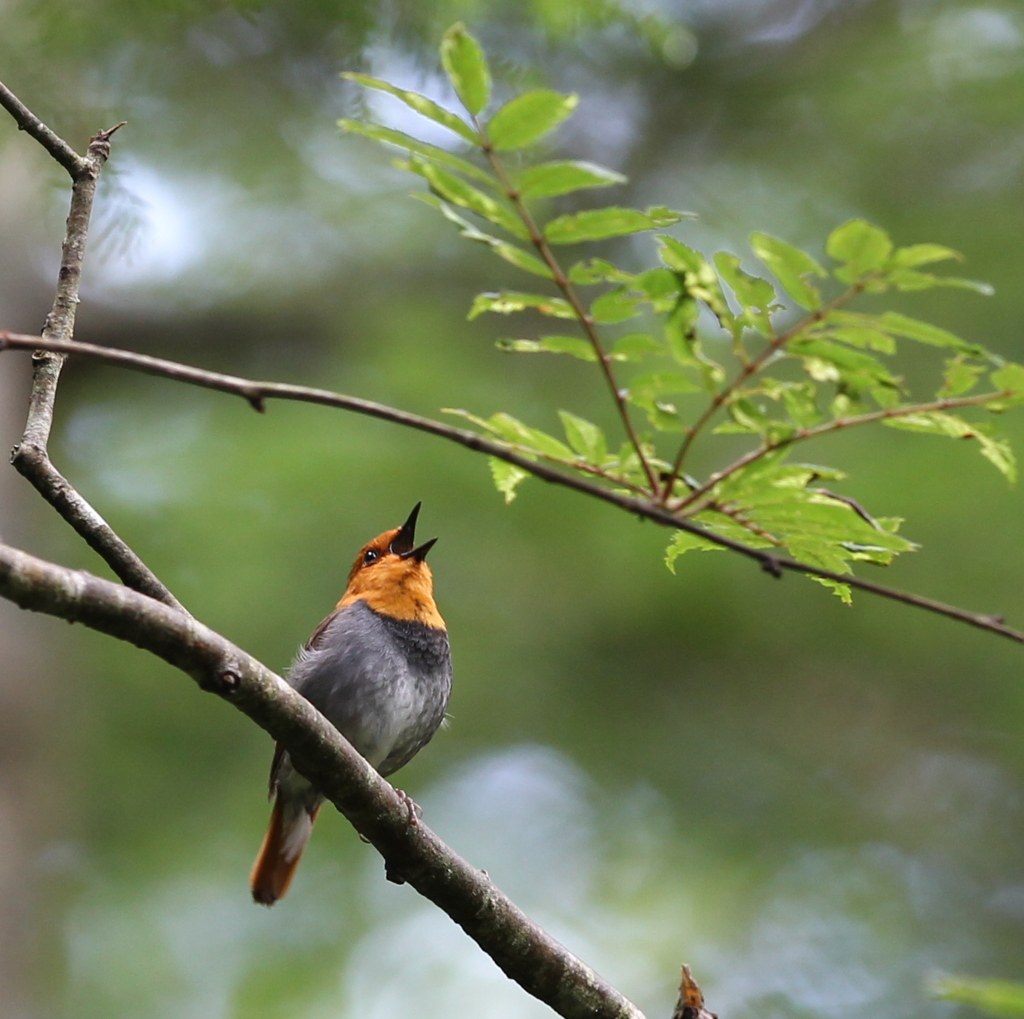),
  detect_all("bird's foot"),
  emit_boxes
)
[395,788,422,825]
